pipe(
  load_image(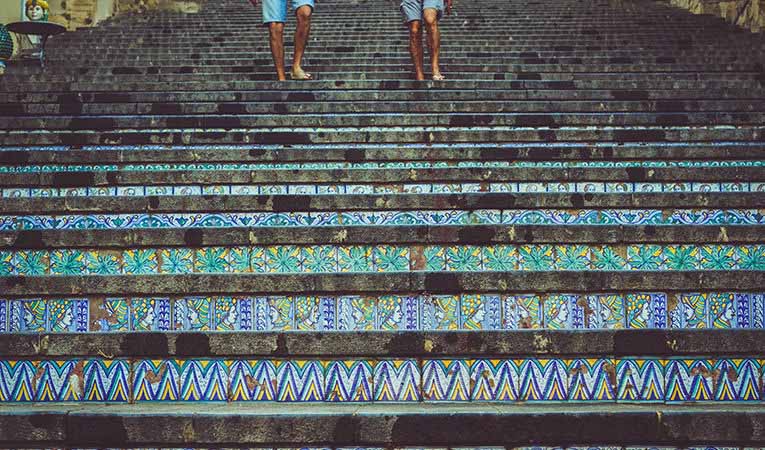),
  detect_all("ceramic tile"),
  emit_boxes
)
[261,296,294,331]
[543,295,576,329]
[567,358,616,401]
[122,249,158,274]
[34,360,83,402]
[738,245,765,270]
[0,360,36,402]
[714,359,761,401]
[275,360,324,402]
[461,294,501,330]
[0,299,6,332]
[502,295,542,329]
[423,246,446,271]
[159,248,194,274]
[0,251,15,275]
[584,294,625,329]
[173,297,213,331]
[518,245,555,270]
[50,249,86,275]
[133,359,180,401]
[130,298,171,331]
[421,360,470,401]
[664,245,700,271]
[469,359,518,401]
[446,246,483,271]
[229,360,277,401]
[228,247,251,273]
[213,297,253,331]
[338,246,372,272]
[84,250,122,275]
[625,293,667,328]
[250,246,267,273]
[616,359,665,402]
[8,299,47,332]
[82,359,130,402]
[591,246,627,271]
[374,359,421,402]
[555,245,592,270]
[90,298,130,332]
[670,293,708,329]
[336,296,376,331]
[516,359,568,401]
[265,246,302,273]
[373,246,410,272]
[293,296,322,331]
[194,247,229,273]
[377,296,418,330]
[325,360,374,402]
[178,360,228,401]
[302,246,338,273]
[707,293,737,328]
[421,295,459,330]
[482,245,517,271]
[47,298,88,332]
[699,245,737,270]
[14,250,48,276]
[665,359,715,402]
[752,294,765,329]
[627,245,665,270]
